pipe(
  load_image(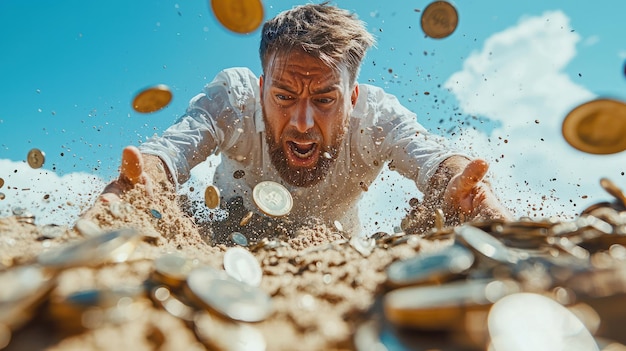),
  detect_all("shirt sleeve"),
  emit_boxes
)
[139,67,260,186]
[355,84,469,192]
